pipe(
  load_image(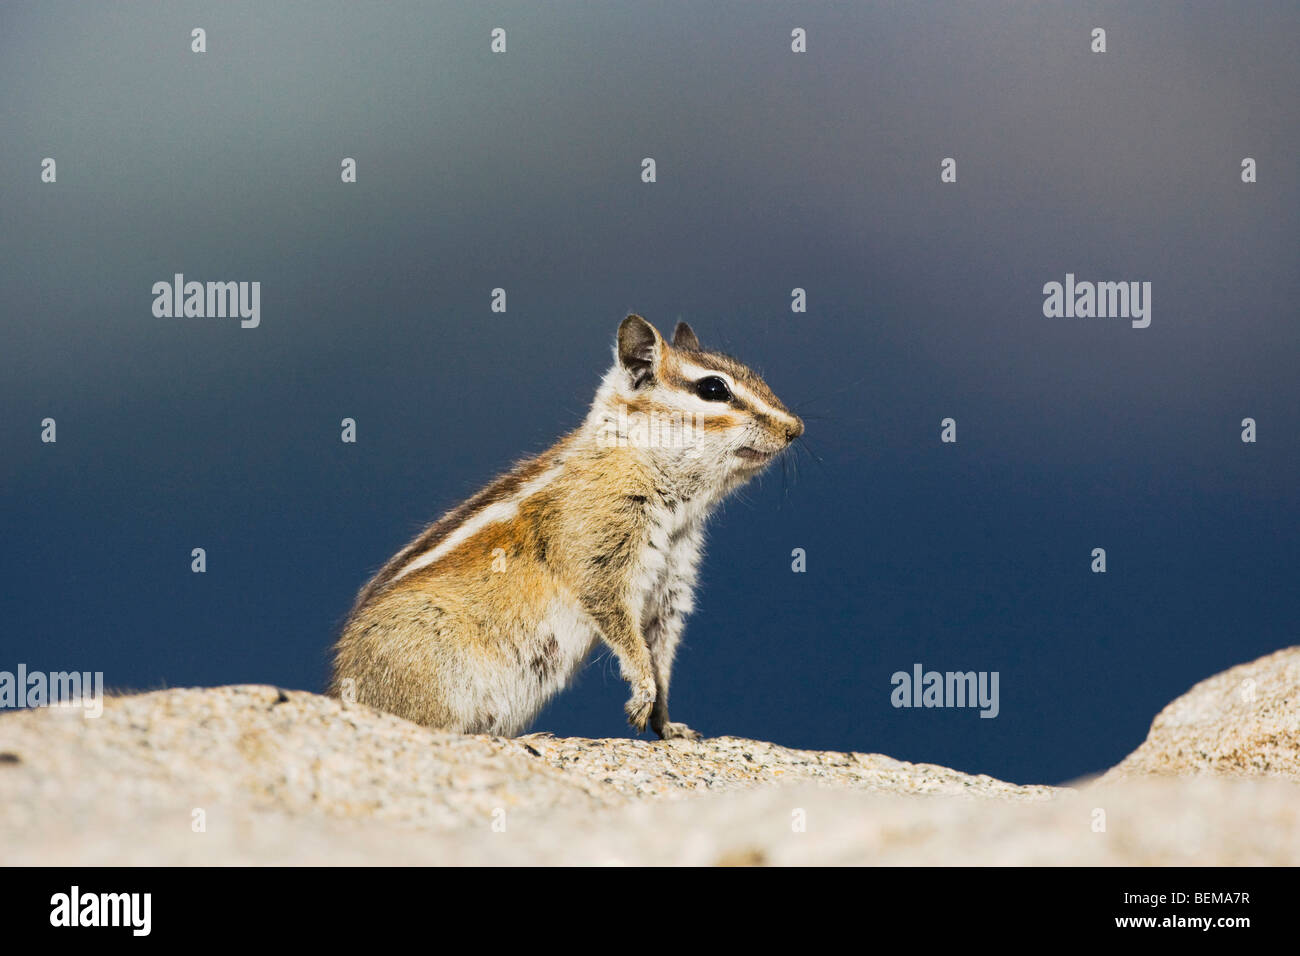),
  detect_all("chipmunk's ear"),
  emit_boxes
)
[671,321,701,351]
[617,314,663,388]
